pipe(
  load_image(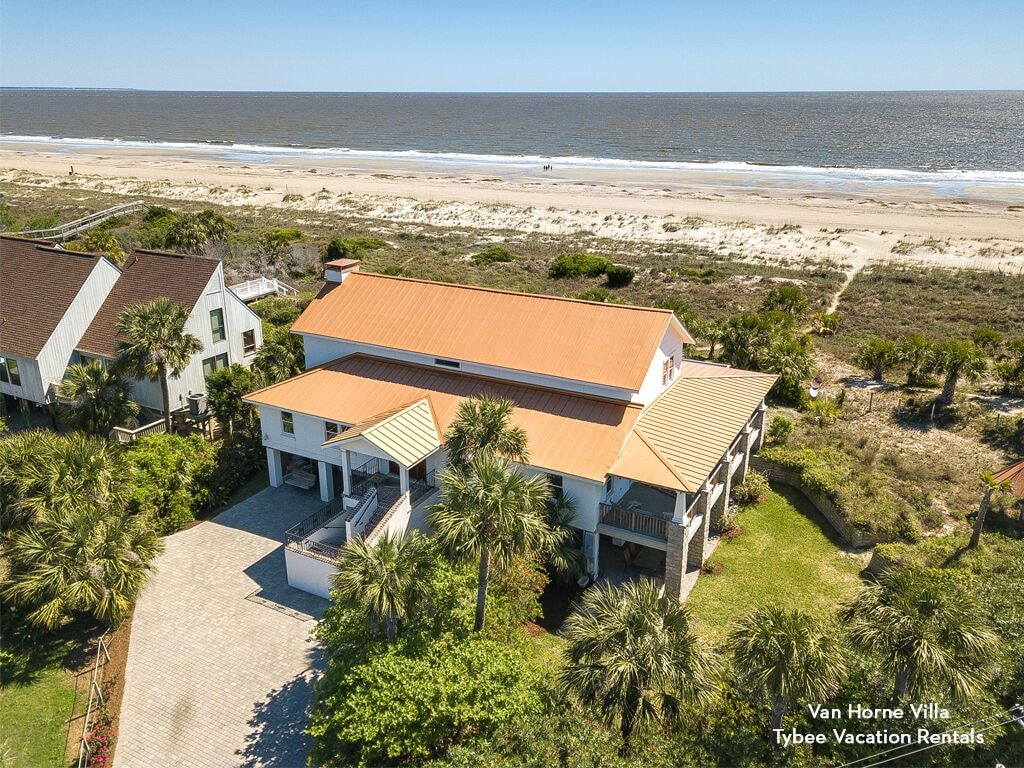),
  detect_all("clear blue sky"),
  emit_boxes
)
[1,0,1021,91]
